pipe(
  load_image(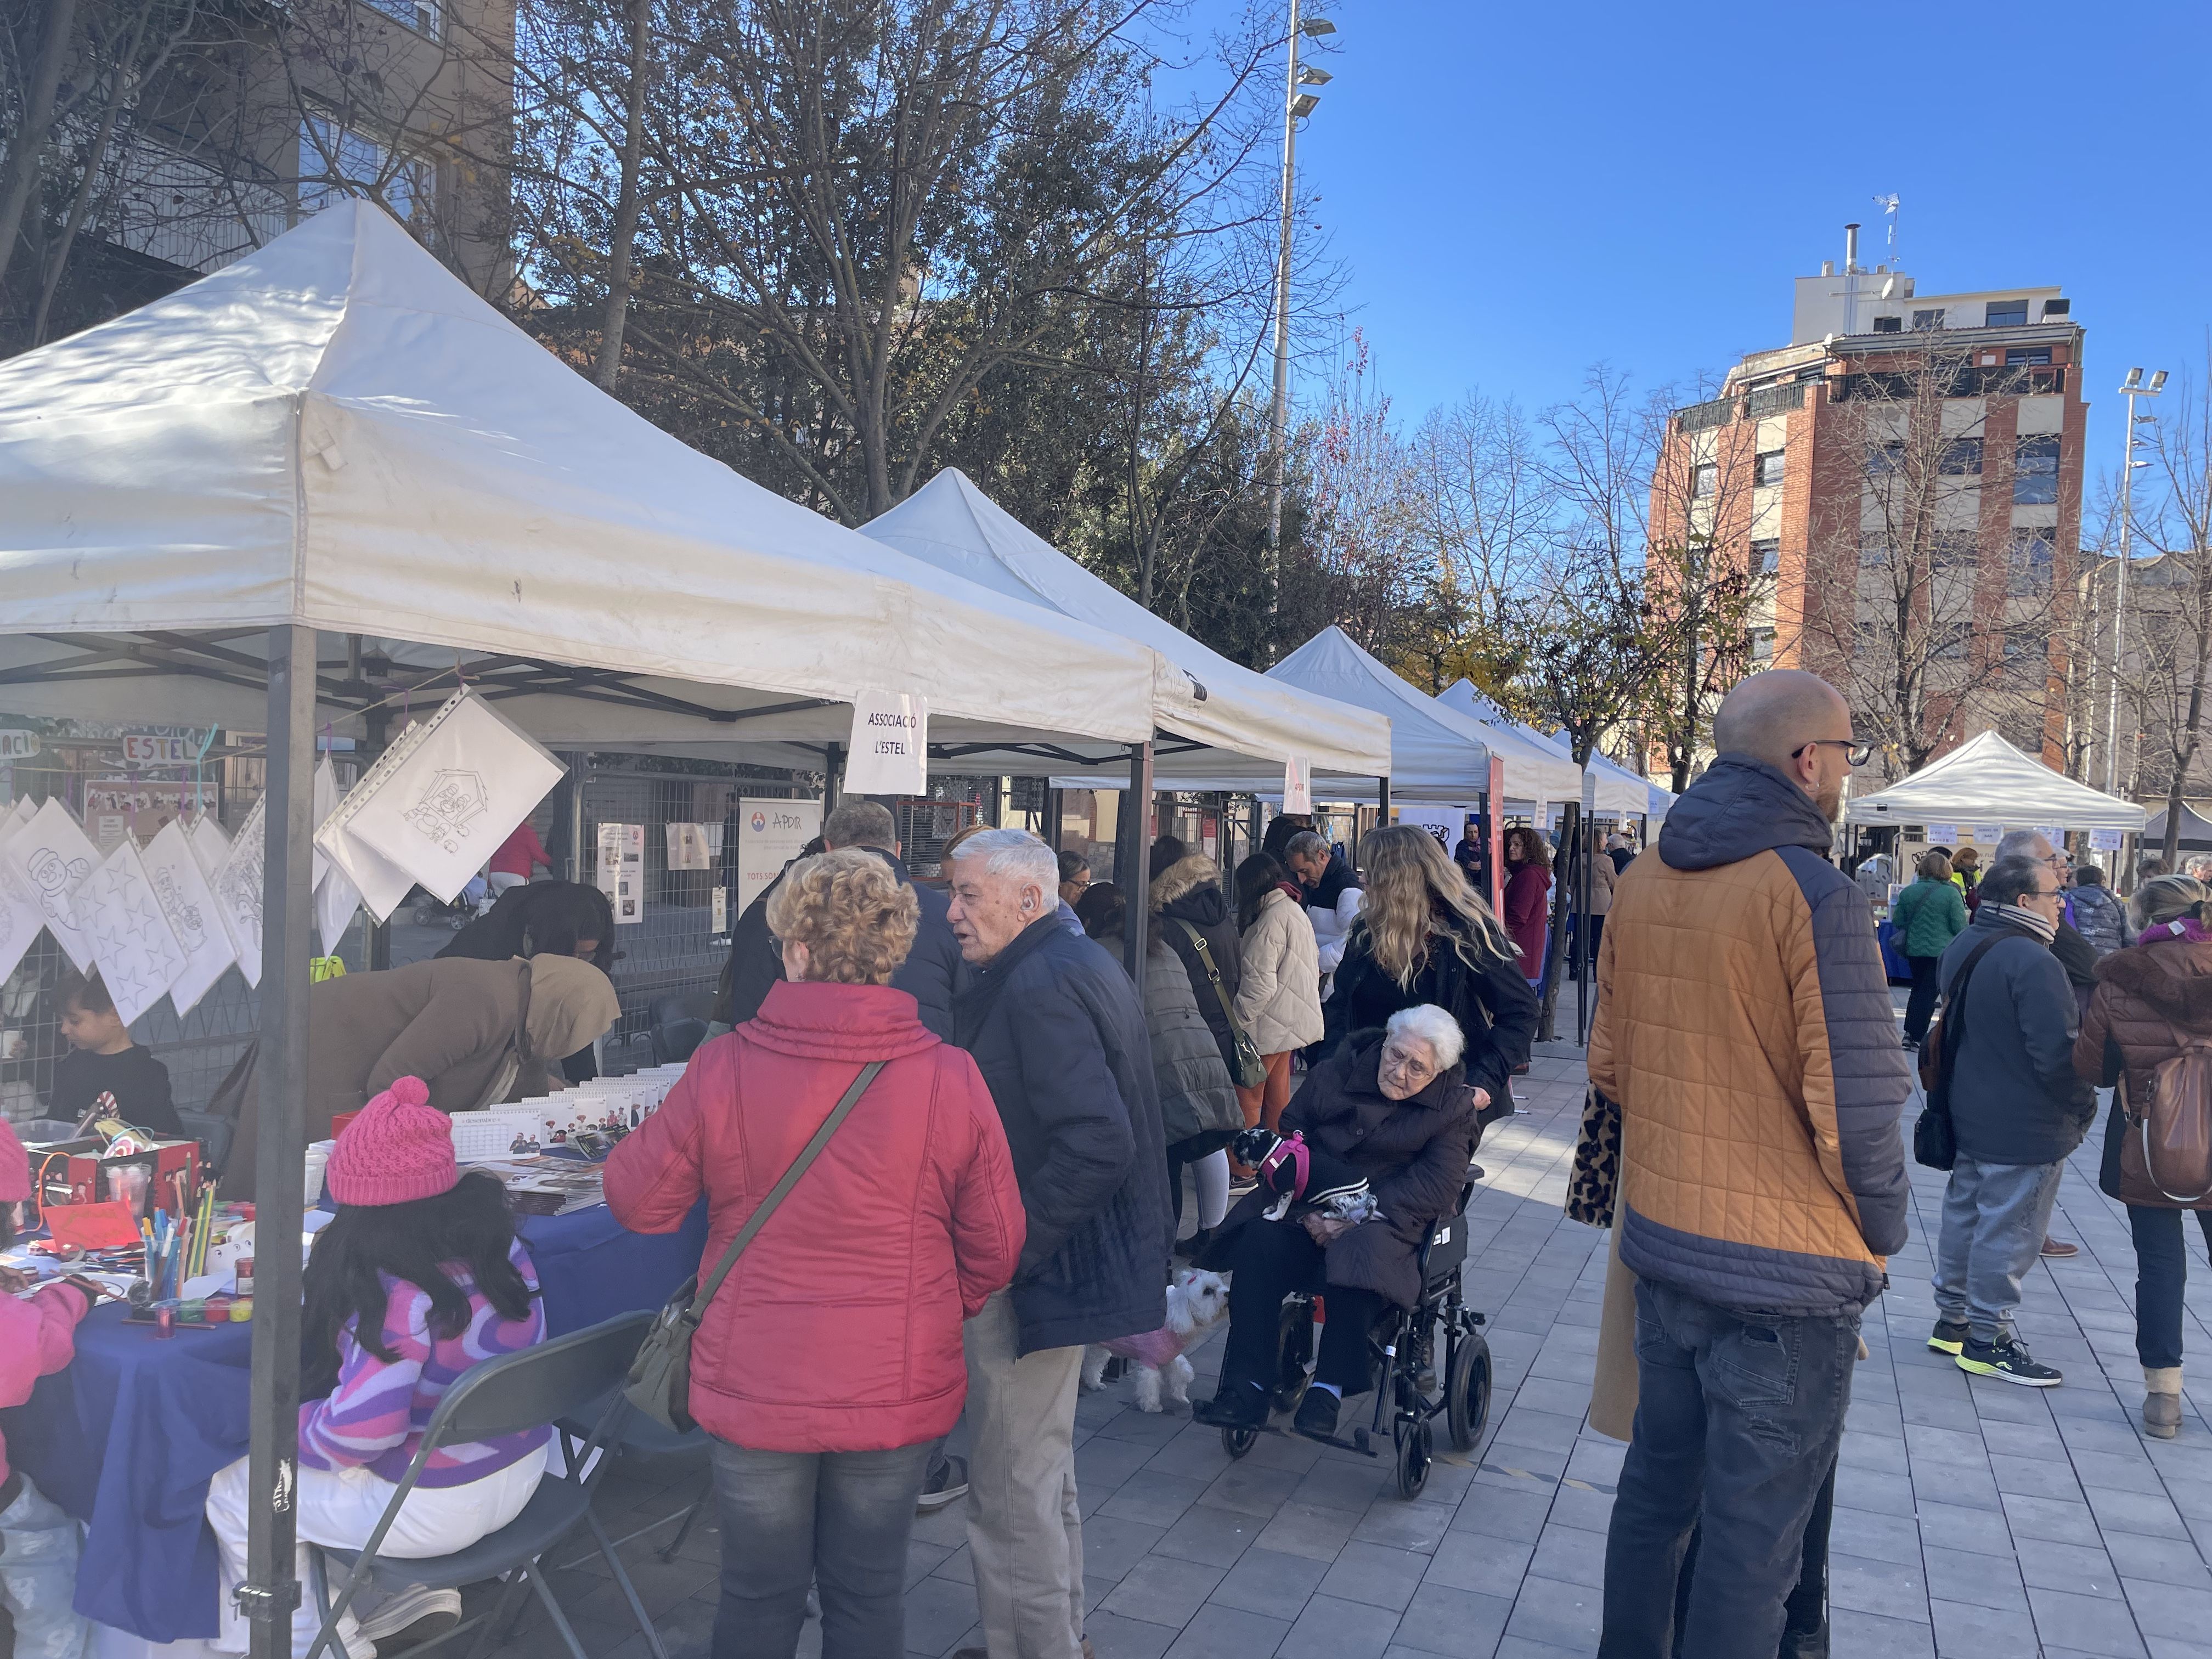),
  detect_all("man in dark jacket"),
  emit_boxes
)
[1590,670,1909,1659]
[1994,827,2095,1258]
[1148,836,1243,1074]
[945,827,1169,1659]
[1928,855,2097,1385]
[712,800,961,1039]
